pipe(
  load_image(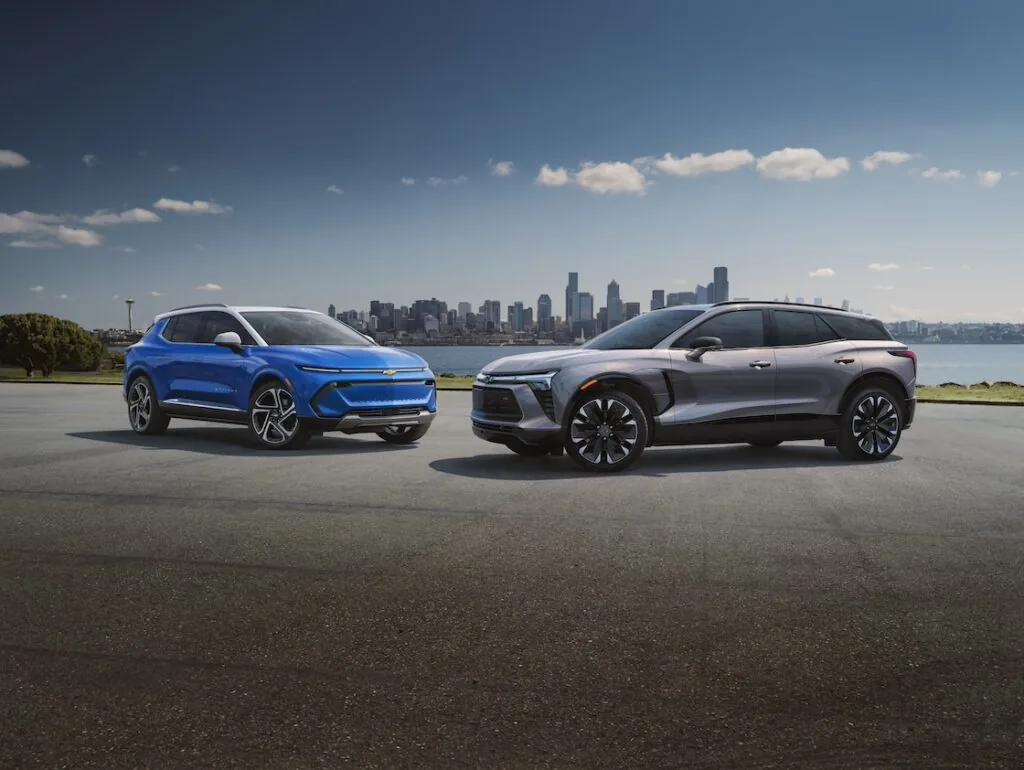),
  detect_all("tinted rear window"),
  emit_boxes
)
[773,310,841,346]
[821,315,893,341]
